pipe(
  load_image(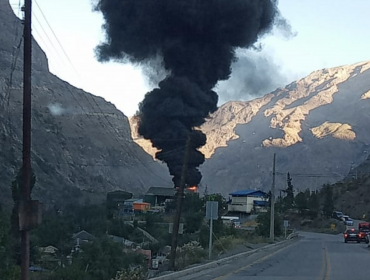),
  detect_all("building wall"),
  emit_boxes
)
[228,196,266,213]
[133,202,151,211]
